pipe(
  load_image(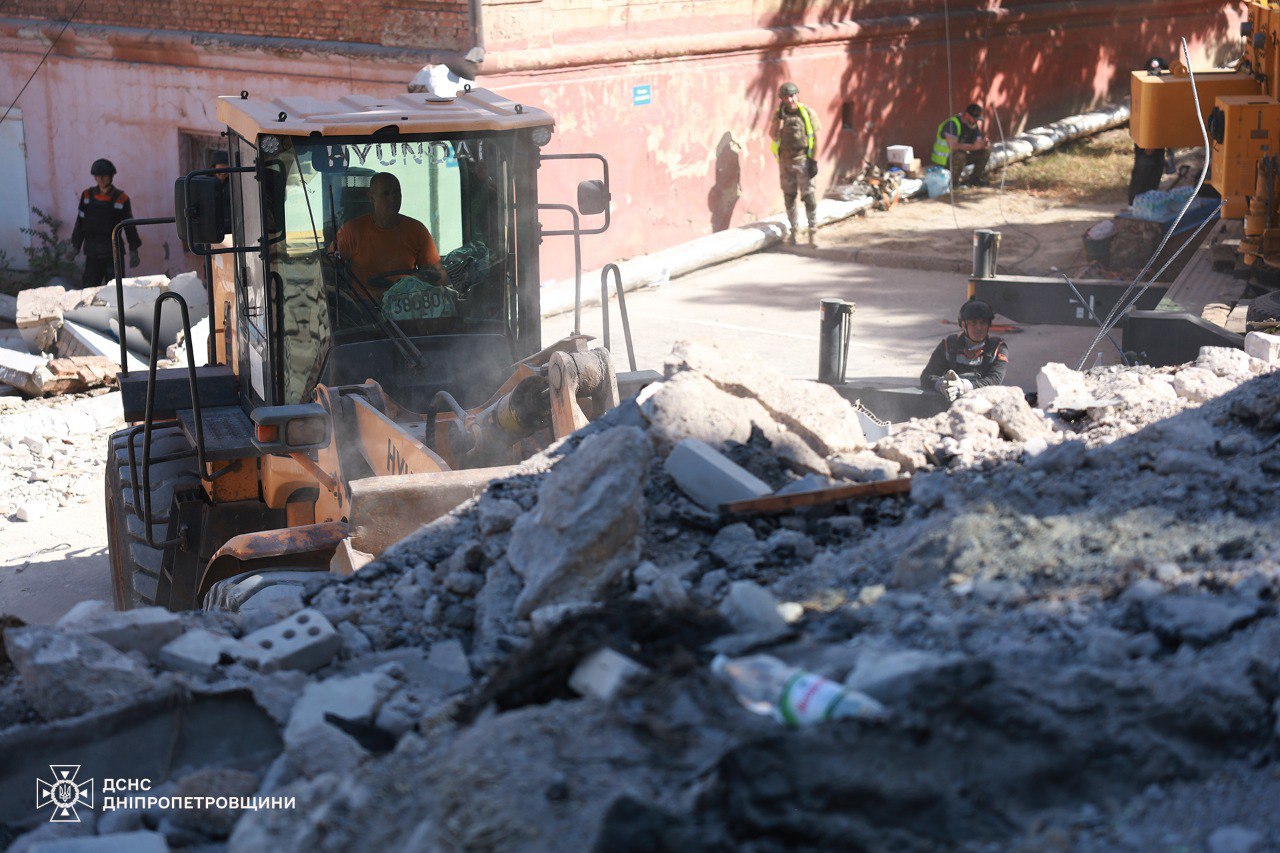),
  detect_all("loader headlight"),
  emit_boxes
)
[251,403,330,453]
[531,125,554,148]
